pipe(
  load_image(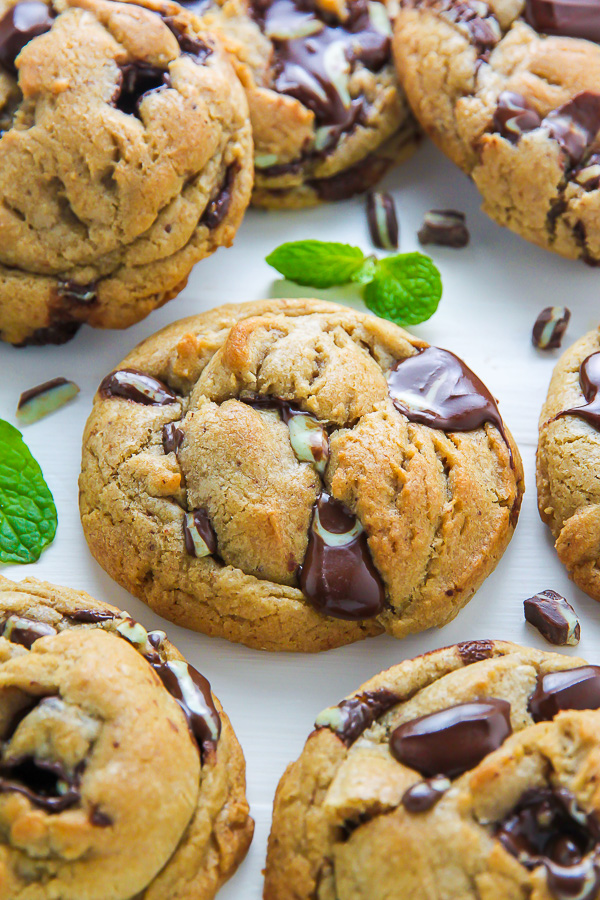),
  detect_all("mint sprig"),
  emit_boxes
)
[0,420,57,564]
[265,240,442,325]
